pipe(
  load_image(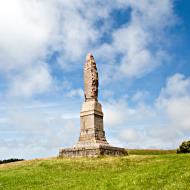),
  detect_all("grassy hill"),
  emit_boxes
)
[0,150,190,190]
